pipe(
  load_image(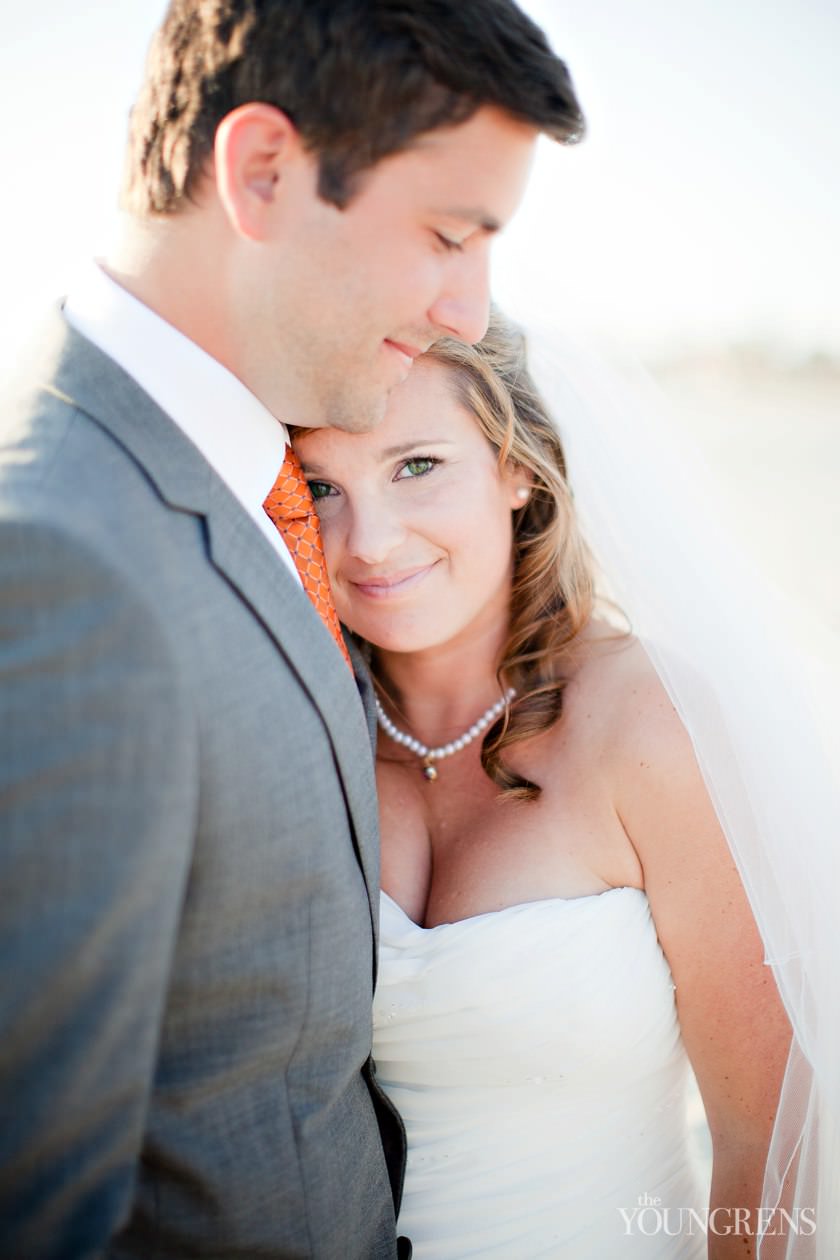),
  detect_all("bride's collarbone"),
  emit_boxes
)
[378,747,641,925]
[377,644,653,922]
